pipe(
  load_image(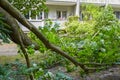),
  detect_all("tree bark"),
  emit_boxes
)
[0,7,40,50]
[18,34,34,80]
[0,0,88,72]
